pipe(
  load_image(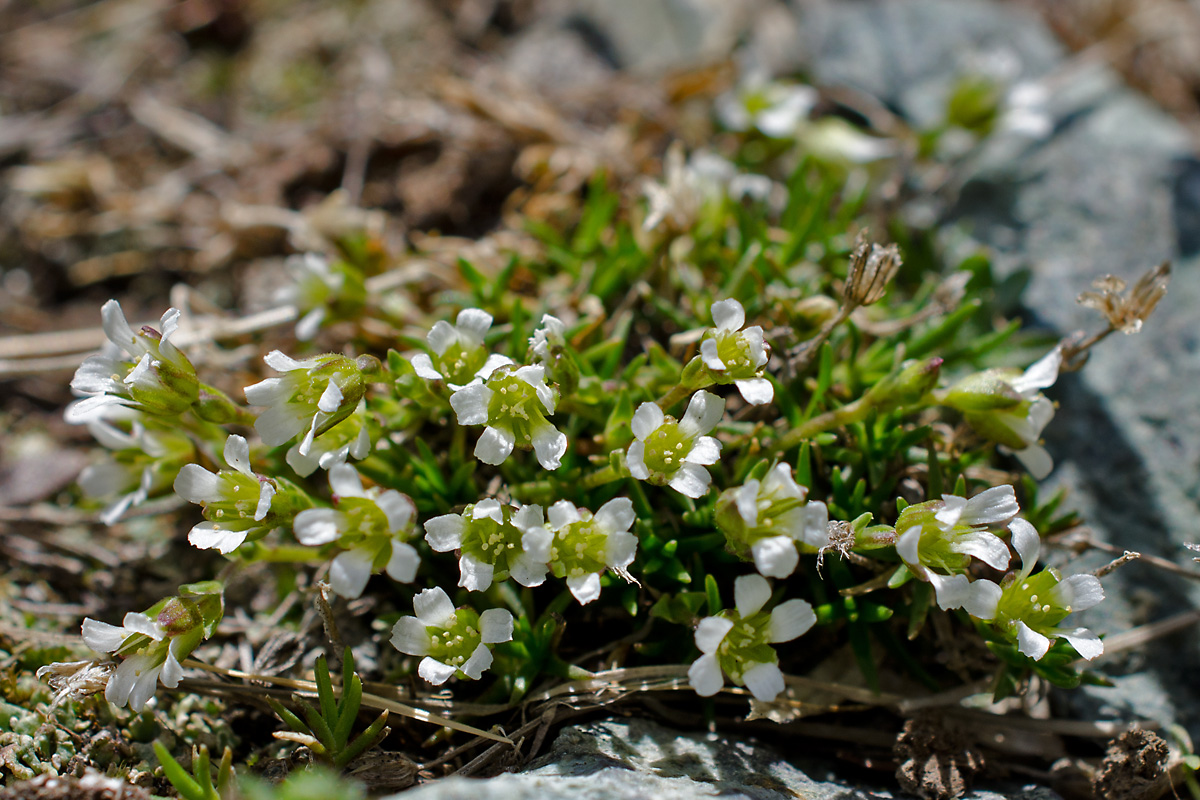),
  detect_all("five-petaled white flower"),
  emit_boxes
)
[449,364,567,470]
[285,404,372,478]
[716,74,818,138]
[66,300,198,423]
[244,351,369,457]
[687,574,815,702]
[545,498,639,605]
[292,464,419,599]
[81,612,184,712]
[715,463,828,578]
[411,308,512,390]
[627,391,724,498]
[174,434,286,554]
[699,299,773,405]
[993,518,1105,661]
[390,587,513,685]
[424,500,550,592]
[281,253,366,342]
[894,485,1019,618]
